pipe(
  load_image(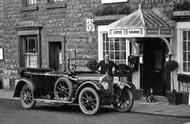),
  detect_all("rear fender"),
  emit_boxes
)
[13,78,35,97]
